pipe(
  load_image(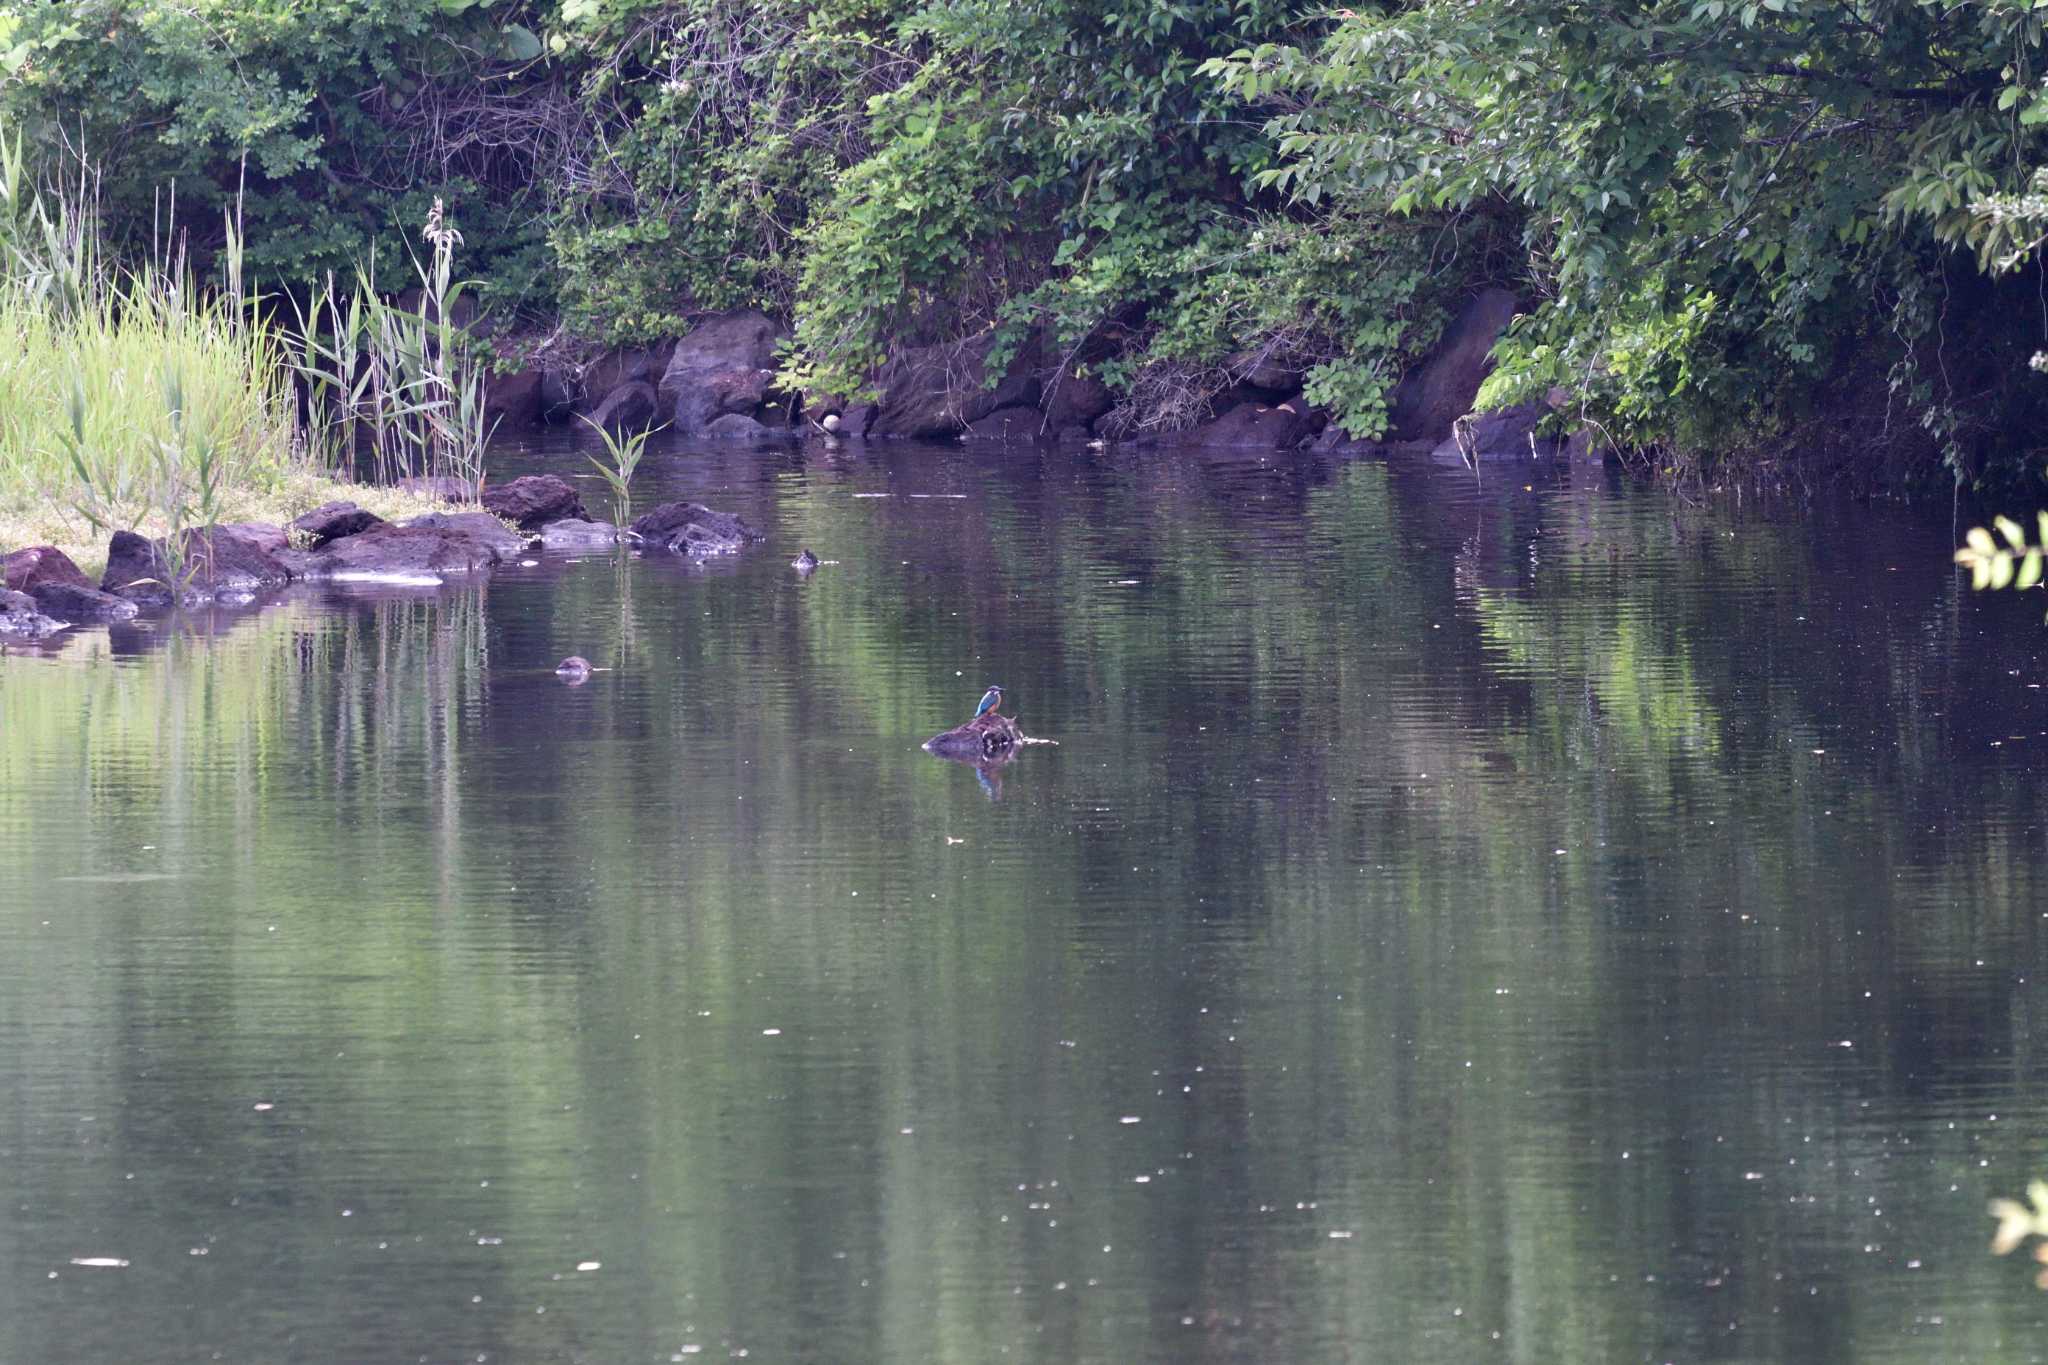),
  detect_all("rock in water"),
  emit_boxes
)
[537,519,620,550]
[792,548,820,573]
[481,475,589,530]
[0,588,64,639]
[290,502,384,547]
[923,710,1024,760]
[28,580,139,622]
[304,522,506,579]
[555,656,593,684]
[101,526,292,606]
[627,502,762,557]
[404,512,535,560]
[2,545,92,594]
[656,310,784,434]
